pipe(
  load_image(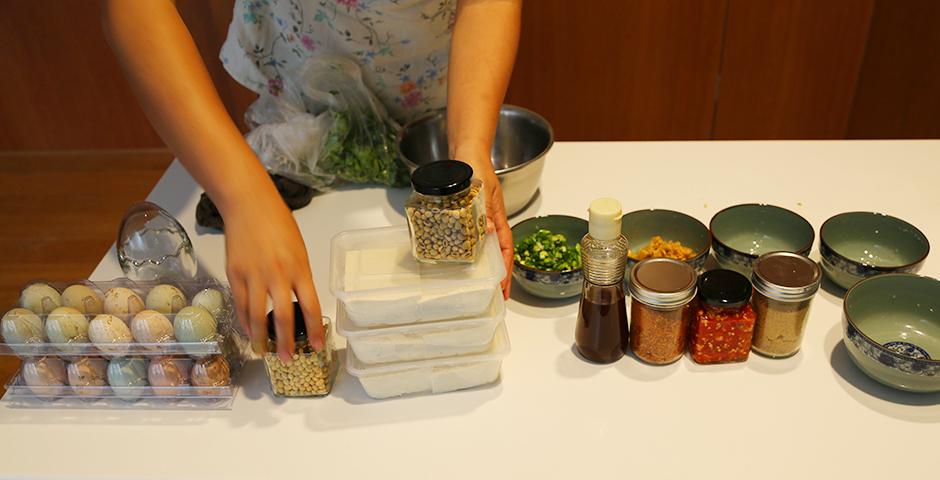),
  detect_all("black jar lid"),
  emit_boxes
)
[697,269,752,308]
[411,160,473,196]
[267,302,306,341]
